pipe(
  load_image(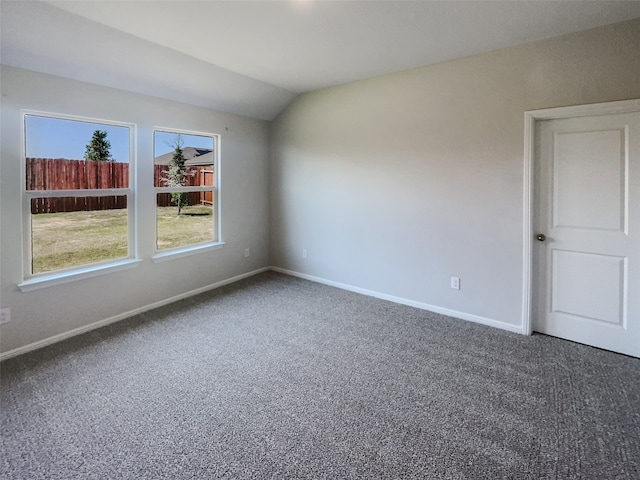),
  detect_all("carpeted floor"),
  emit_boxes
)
[1,271,639,479]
